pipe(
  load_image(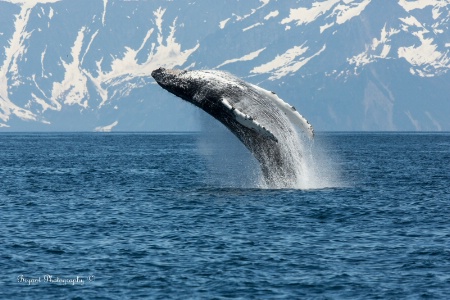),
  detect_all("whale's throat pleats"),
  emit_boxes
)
[221,98,278,143]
